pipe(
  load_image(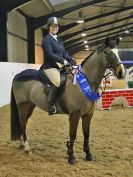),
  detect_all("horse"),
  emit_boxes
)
[10,37,125,164]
